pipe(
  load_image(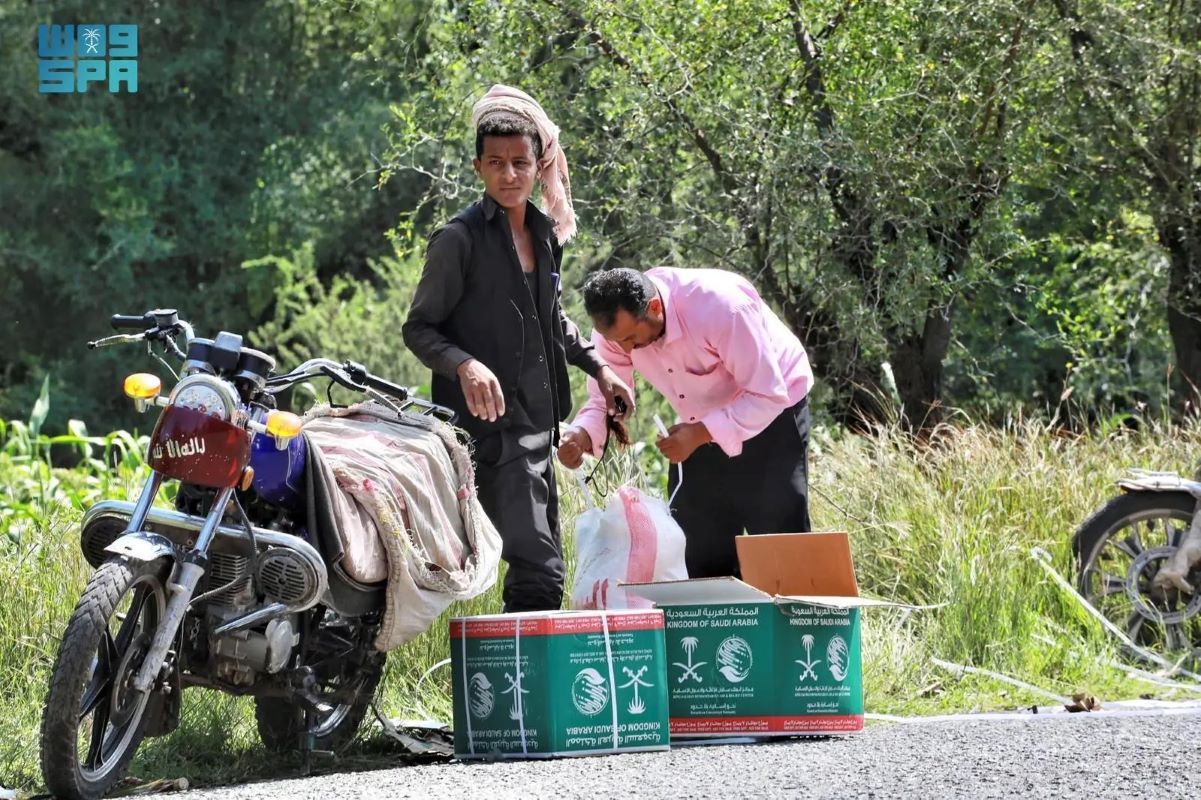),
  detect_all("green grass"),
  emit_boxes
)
[3,416,1200,793]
